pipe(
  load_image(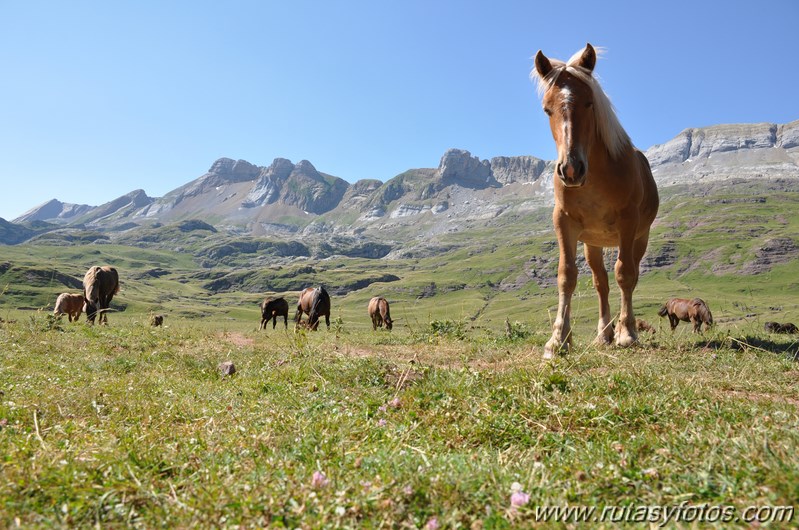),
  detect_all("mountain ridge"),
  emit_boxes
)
[6,119,799,248]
